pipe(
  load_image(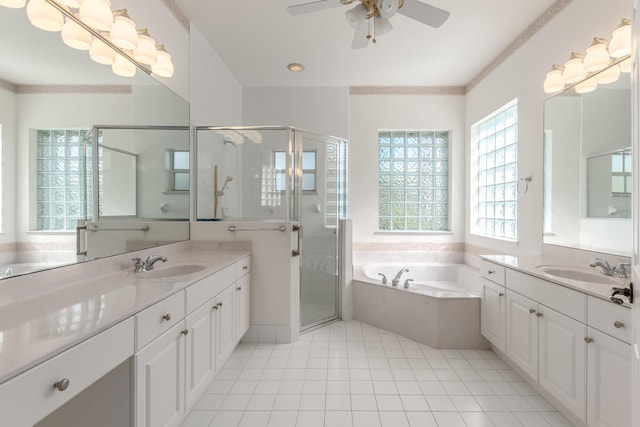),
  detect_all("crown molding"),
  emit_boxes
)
[0,79,18,94]
[350,86,465,95]
[162,0,190,32]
